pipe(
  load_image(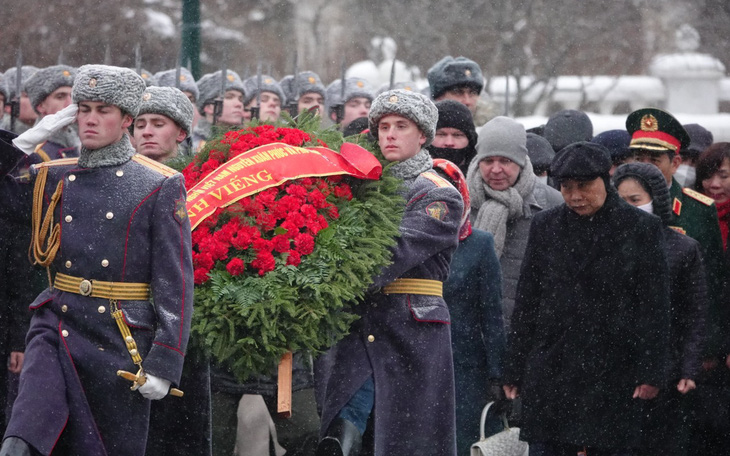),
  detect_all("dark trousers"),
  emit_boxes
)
[640,388,691,456]
[335,376,374,435]
[146,345,212,456]
[529,441,634,456]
